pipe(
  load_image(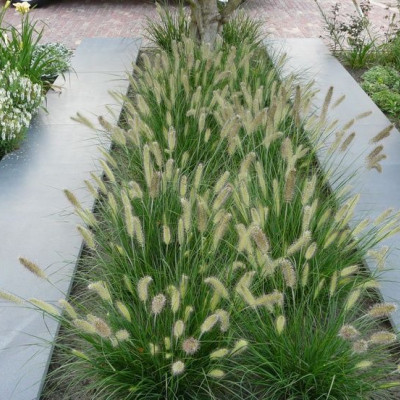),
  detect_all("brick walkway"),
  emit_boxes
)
[1,0,398,49]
